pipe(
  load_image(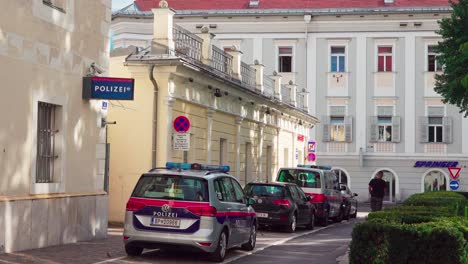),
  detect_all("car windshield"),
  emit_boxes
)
[277,169,321,188]
[131,174,209,202]
[245,184,285,198]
